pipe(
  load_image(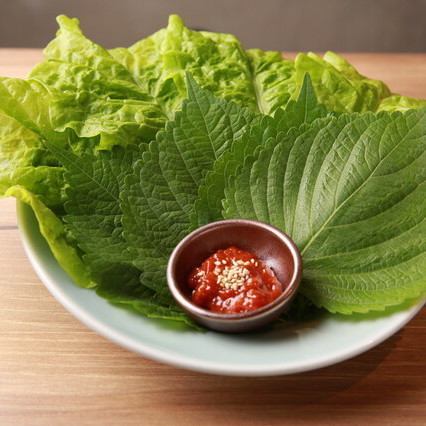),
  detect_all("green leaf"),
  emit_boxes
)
[246,48,296,114]
[121,75,254,262]
[30,15,166,147]
[0,78,67,207]
[43,140,138,272]
[119,76,255,300]
[94,263,197,328]
[111,15,259,117]
[111,16,399,118]
[294,52,391,112]
[224,110,426,313]
[194,74,329,225]
[0,77,57,139]
[0,112,64,207]
[378,95,426,112]
[42,138,196,322]
[6,185,94,288]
